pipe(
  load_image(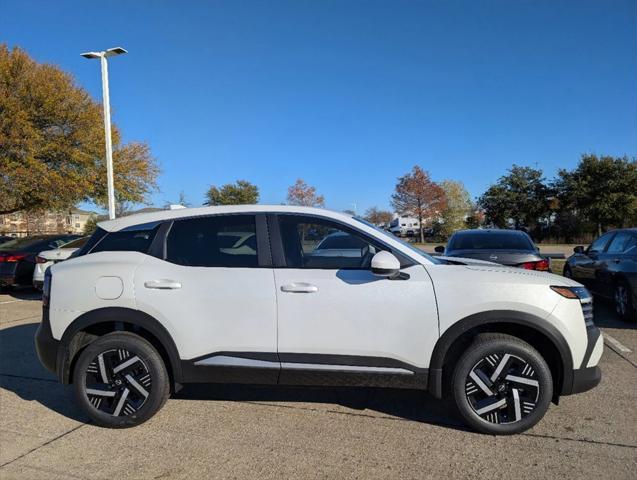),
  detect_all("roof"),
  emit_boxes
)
[98,205,354,232]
